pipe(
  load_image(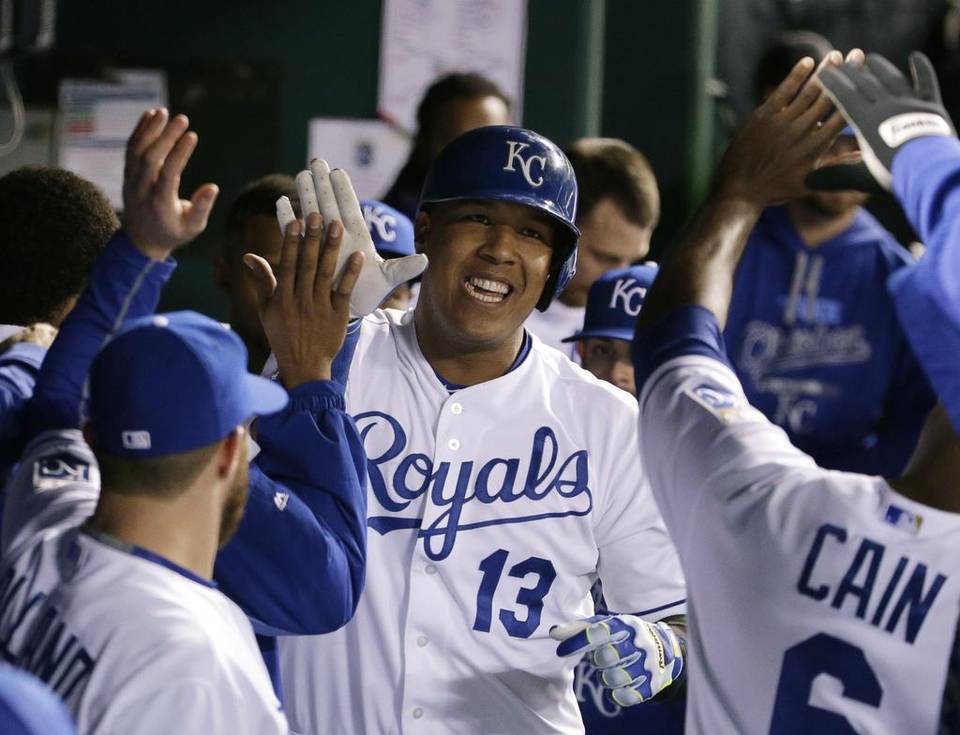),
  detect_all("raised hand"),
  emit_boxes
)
[716,51,849,206]
[244,212,363,389]
[122,108,219,260]
[813,51,955,191]
[277,159,427,318]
